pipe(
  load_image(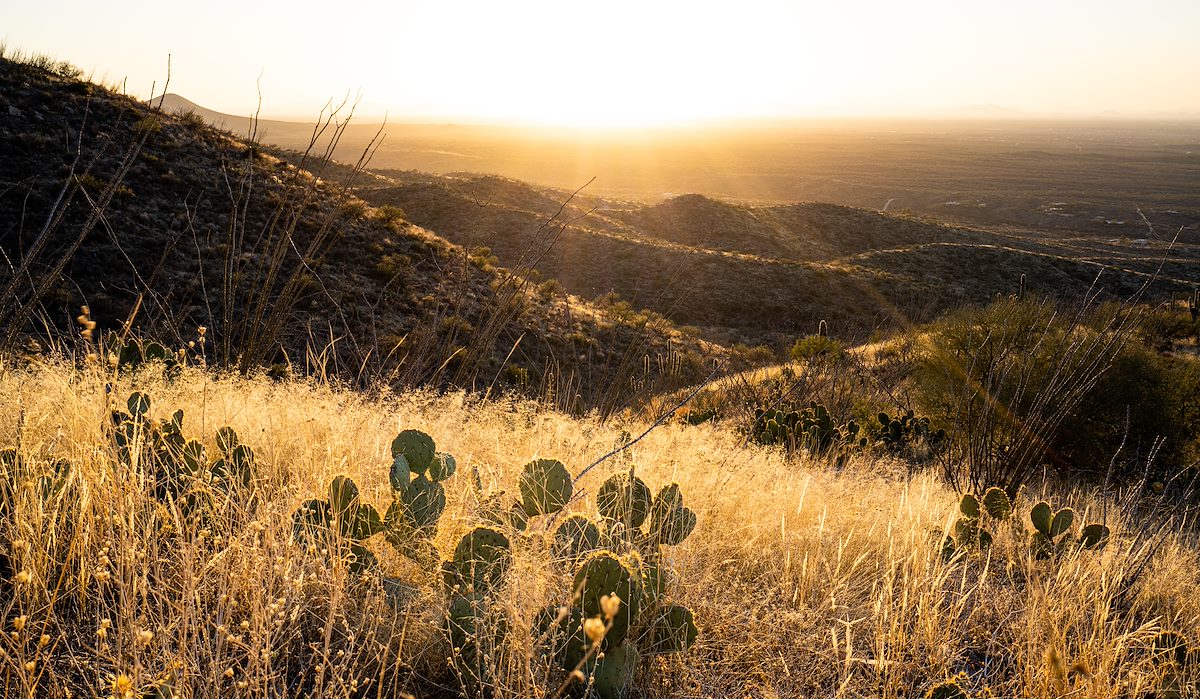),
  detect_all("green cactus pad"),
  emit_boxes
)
[127,392,151,417]
[428,452,457,482]
[392,430,436,475]
[596,473,652,527]
[399,475,446,530]
[641,558,671,606]
[215,426,239,455]
[292,498,331,543]
[1079,523,1110,550]
[1049,508,1074,538]
[1030,531,1053,560]
[644,604,699,655]
[572,552,640,648]
[389,453,411,492]
[328,475,361,518]
[519,458,573,516]
[451,526,512,593]
[347,542,378,575]
[650,484,695,546]
[954,516,979,546]
[592,642,639,699]
[532,605,588,671]
[552,515,601,563]
[353,503,385,539]
[1030,501,1052,536]
[959,493,980,518]
[982,487,1012,519]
